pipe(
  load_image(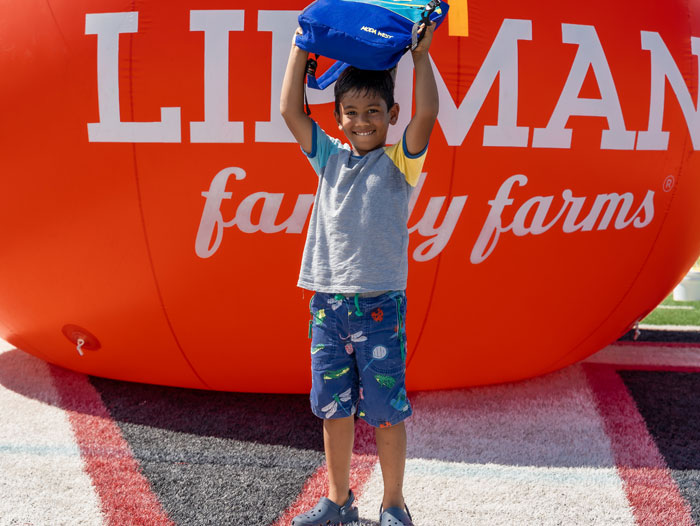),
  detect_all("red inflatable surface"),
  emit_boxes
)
[1,0,699,392]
